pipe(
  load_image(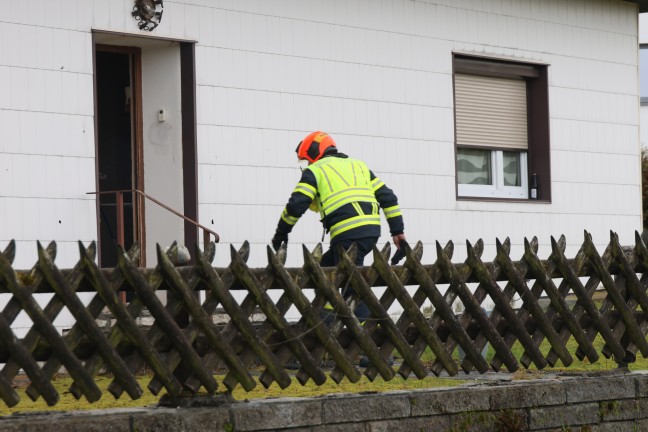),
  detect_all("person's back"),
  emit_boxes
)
[272,131,406,368]
[272,131,406,266]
